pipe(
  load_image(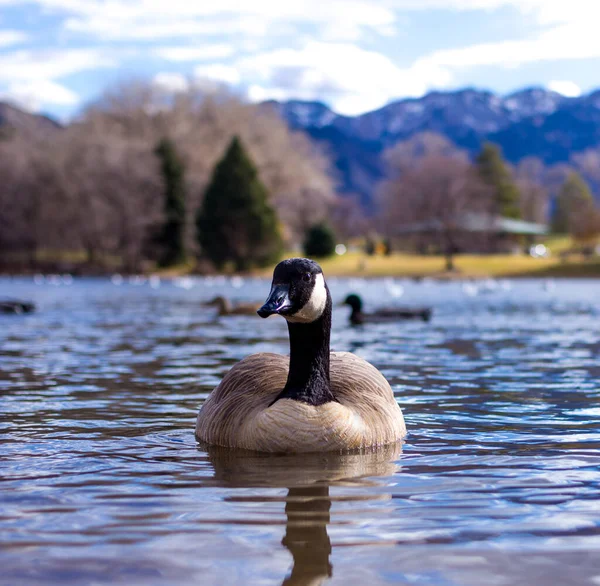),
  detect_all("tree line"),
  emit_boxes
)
[0,83,340,272]
[377,132,600,268]
[1,81,599,274]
